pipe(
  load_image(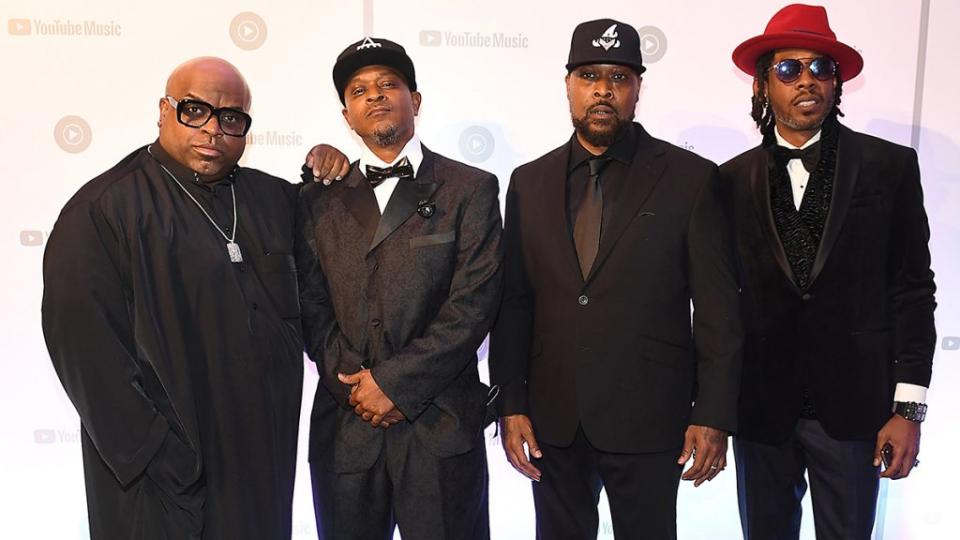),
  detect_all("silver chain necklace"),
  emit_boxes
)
[147,145,243,263]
